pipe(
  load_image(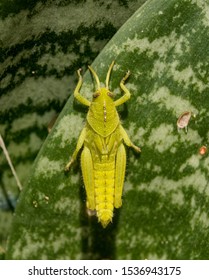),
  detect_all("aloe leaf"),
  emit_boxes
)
[7,0,209,259]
